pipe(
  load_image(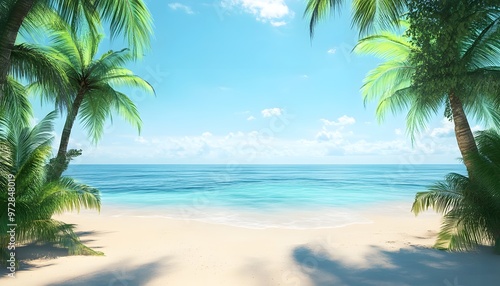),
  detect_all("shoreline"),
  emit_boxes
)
[80,200,422,230]
[2,202,500,285]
